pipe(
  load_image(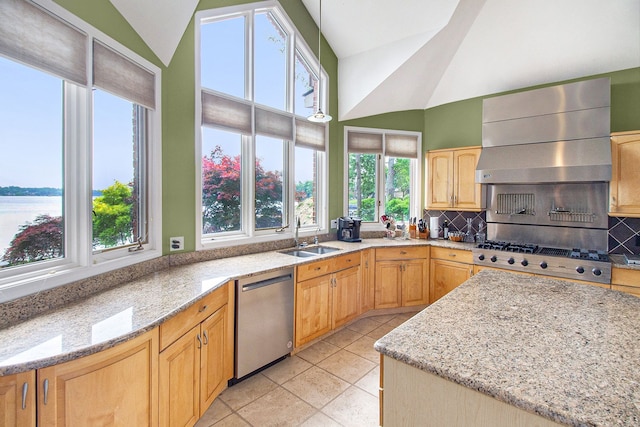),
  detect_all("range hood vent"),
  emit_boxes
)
[476,78,611,184]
